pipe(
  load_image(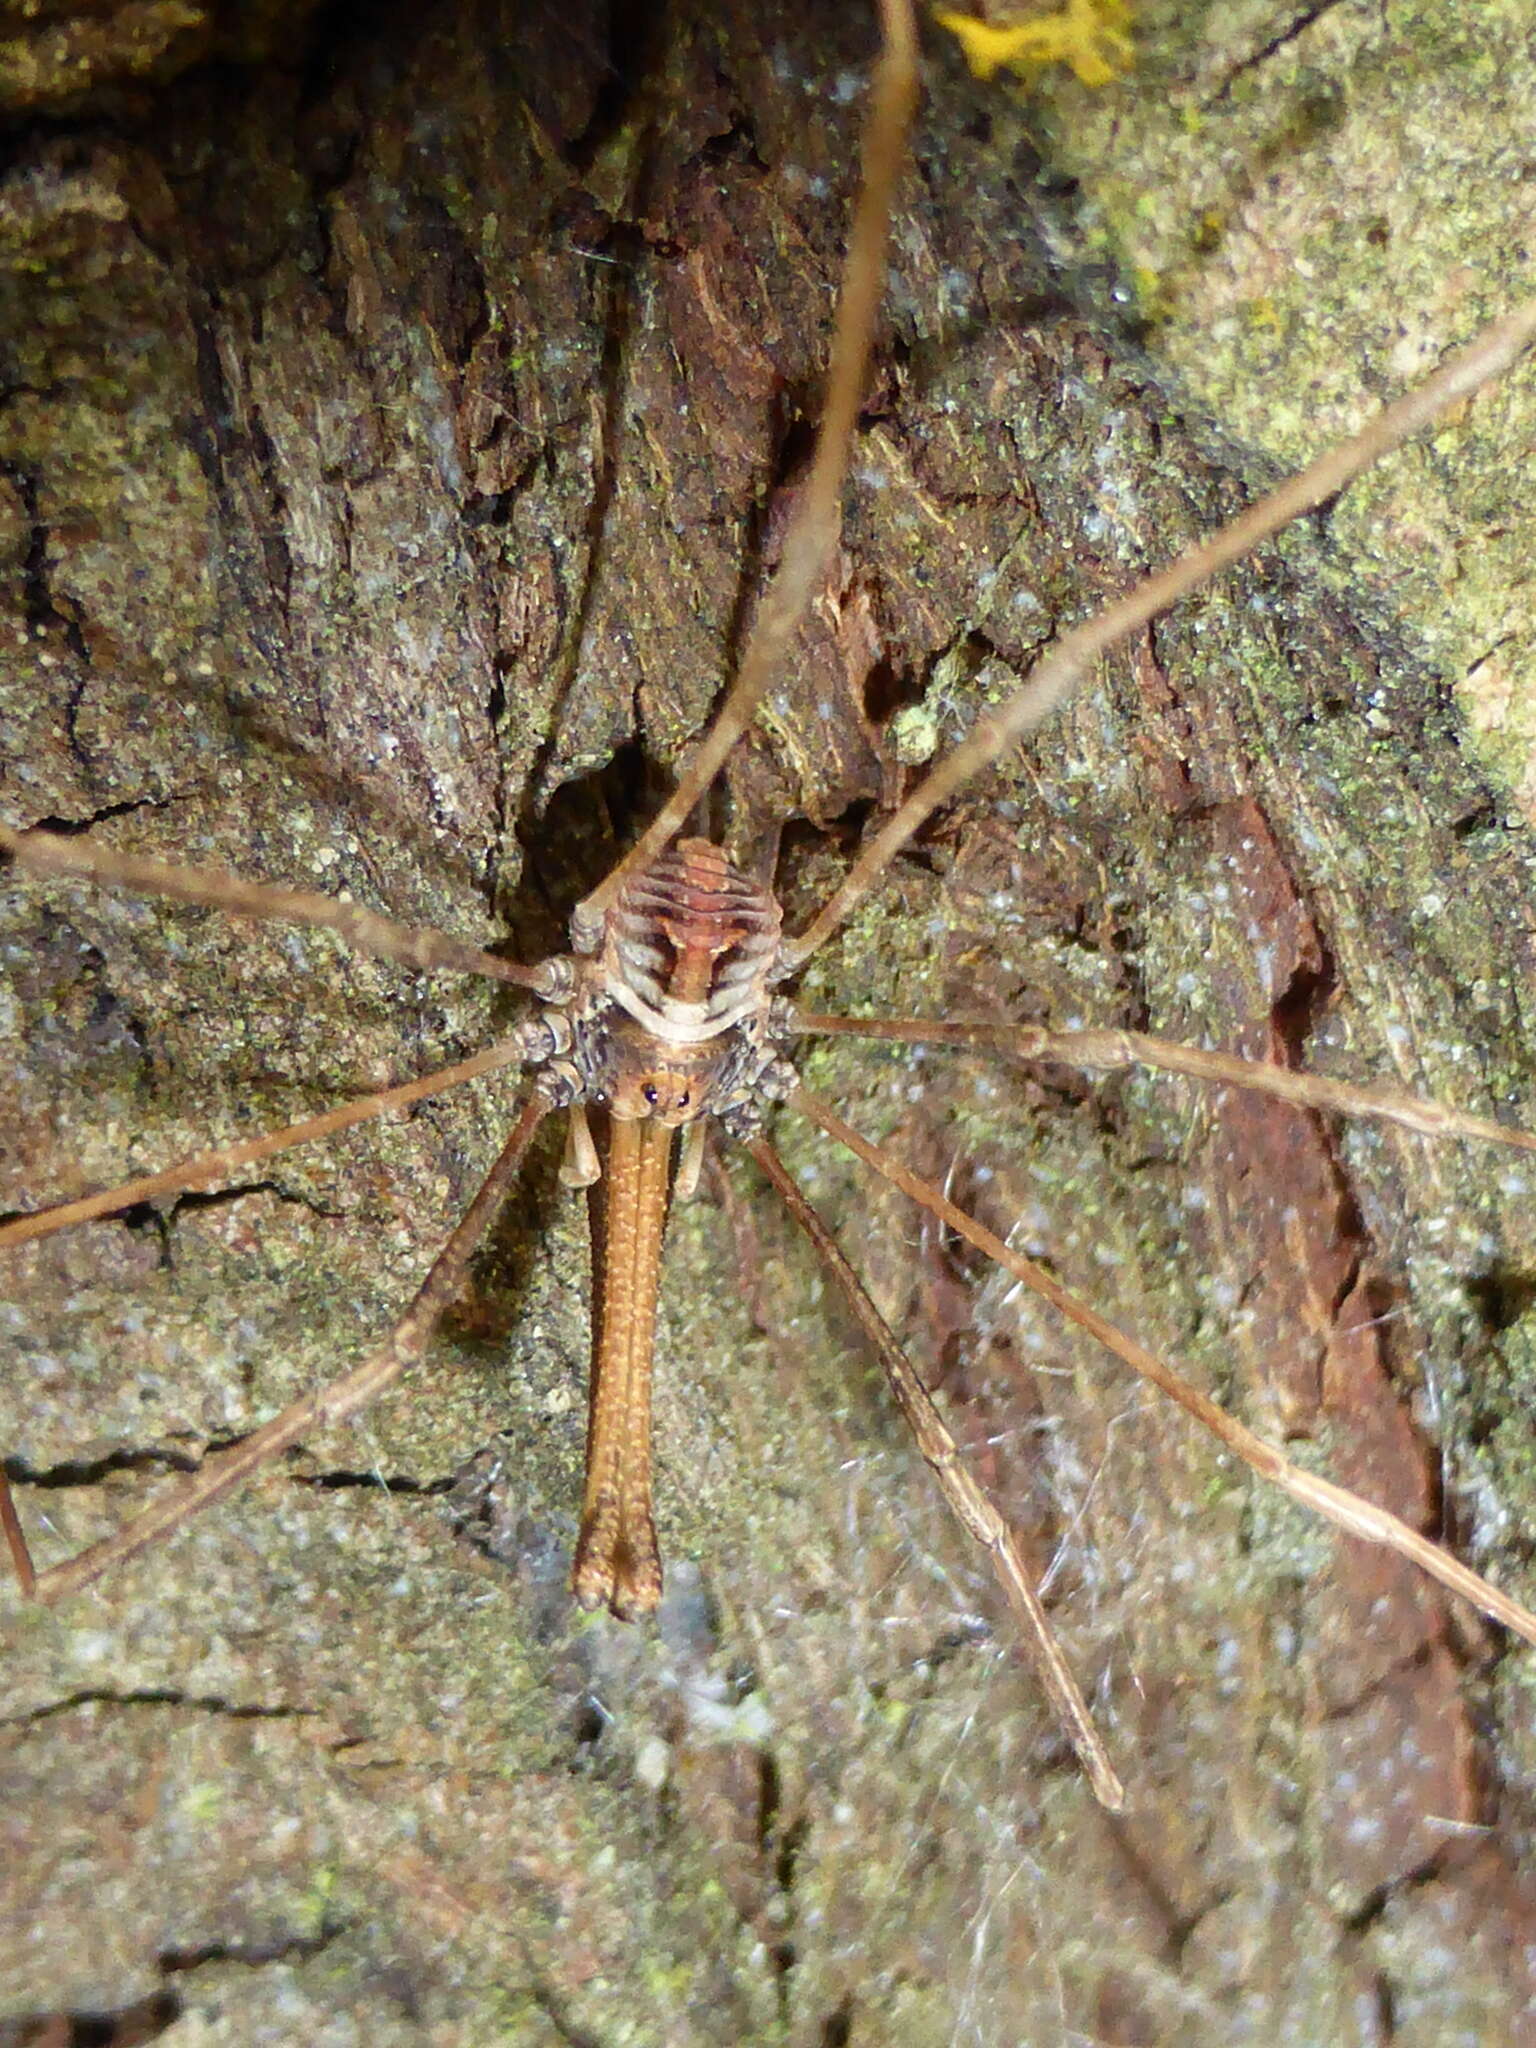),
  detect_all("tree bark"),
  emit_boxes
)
[5,3,1536,2043]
